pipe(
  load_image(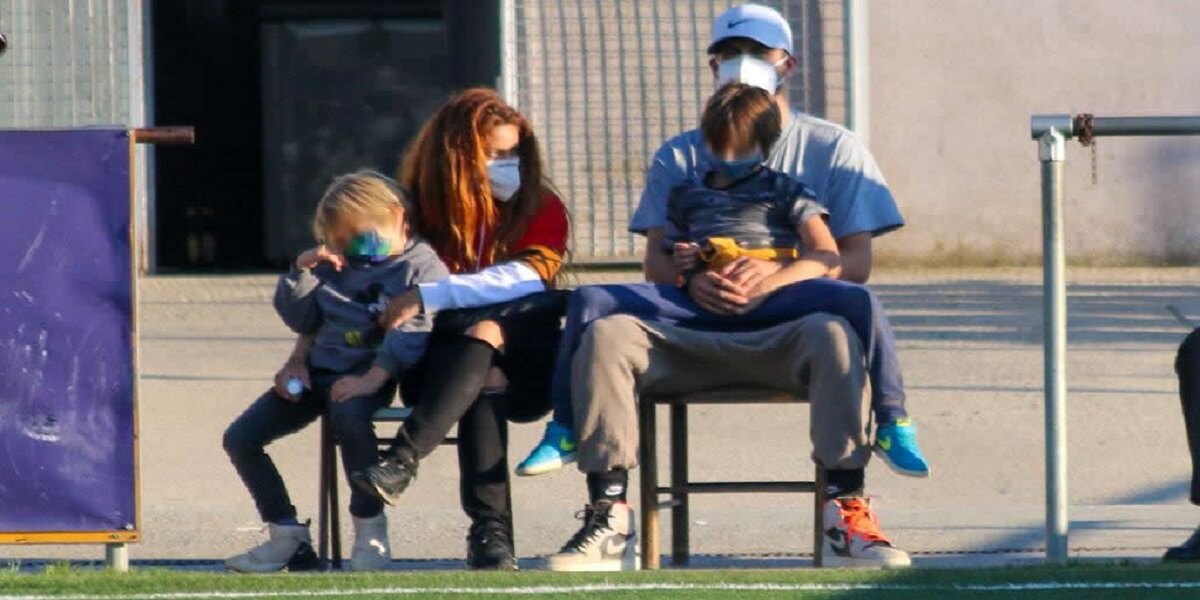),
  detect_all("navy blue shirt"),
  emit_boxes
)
[664,167,828,251]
